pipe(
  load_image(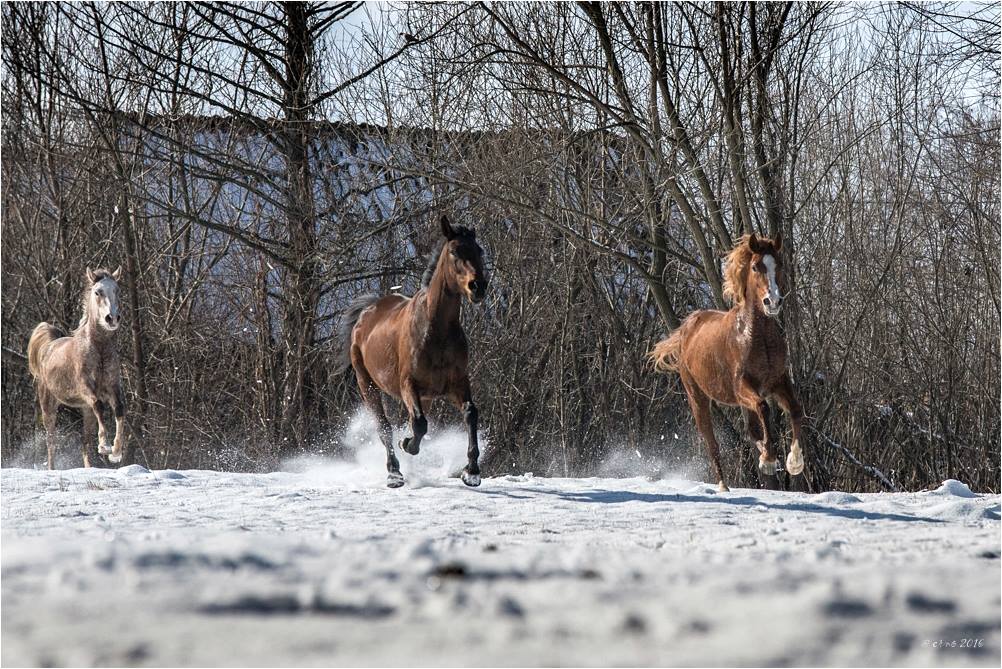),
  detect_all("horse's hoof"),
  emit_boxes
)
[387,473,405,488]
[758,457,778,476]
[401,437,420,456]
[108,452,123,464]
[98,444,112,455]
[718,481,730,493]
[461,470,481,487]
[786,450,805,476]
